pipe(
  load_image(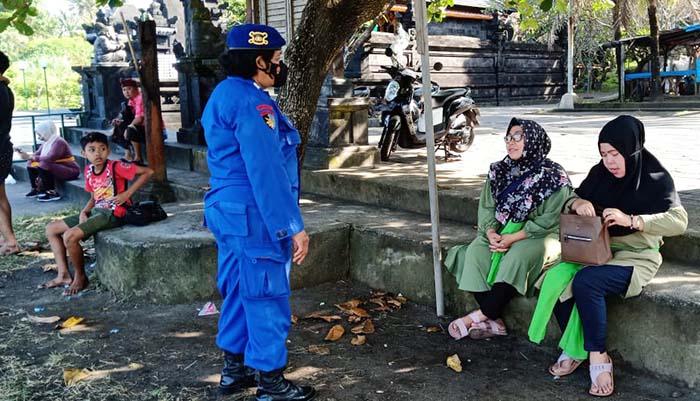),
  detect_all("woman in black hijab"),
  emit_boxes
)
[544,115,687,397]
